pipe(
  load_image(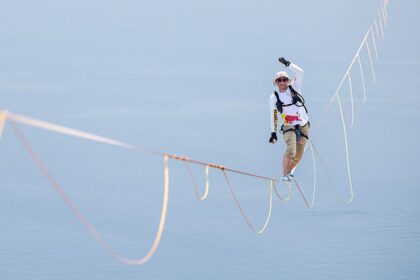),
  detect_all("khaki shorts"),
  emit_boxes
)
[282,123,309,164]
